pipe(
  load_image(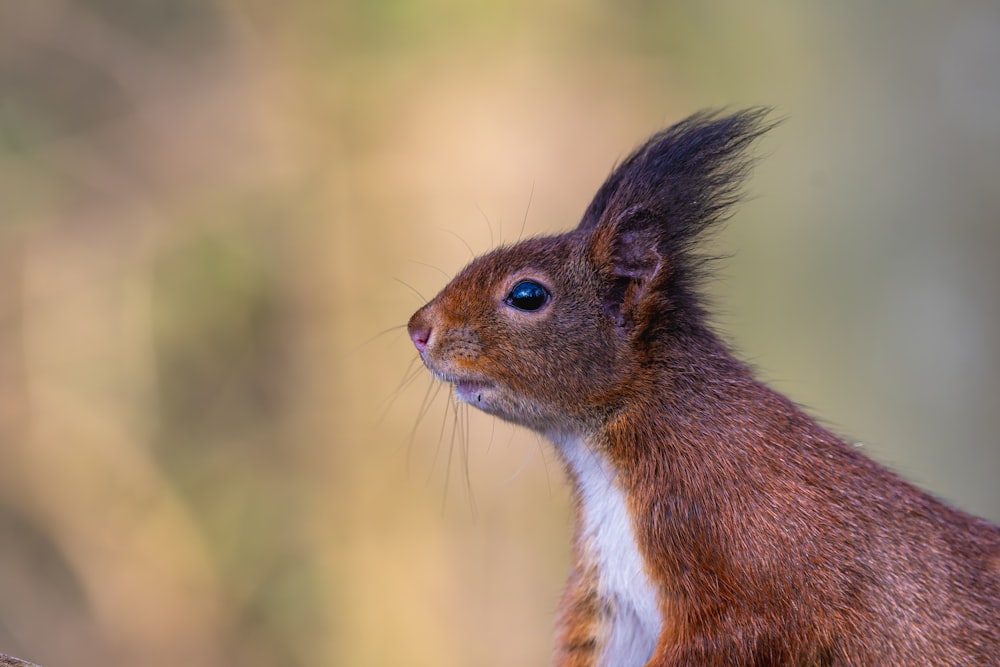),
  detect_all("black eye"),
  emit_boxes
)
[505,280,550,312]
